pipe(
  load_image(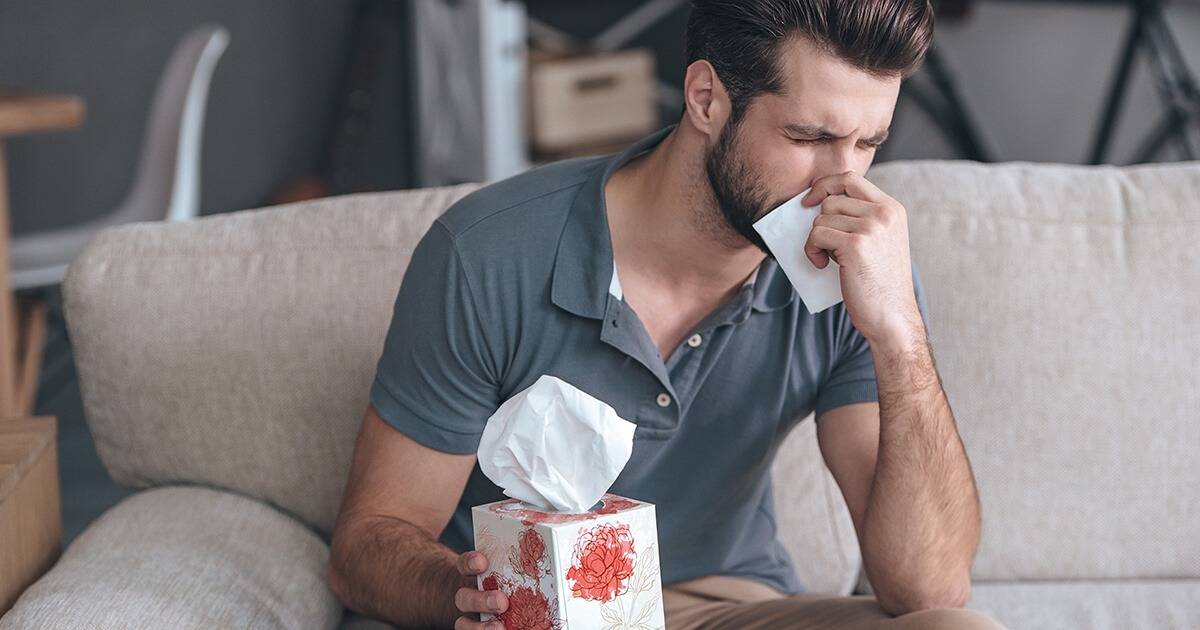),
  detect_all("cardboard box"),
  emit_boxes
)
[527,48,658,156]
[472,492,665,629]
